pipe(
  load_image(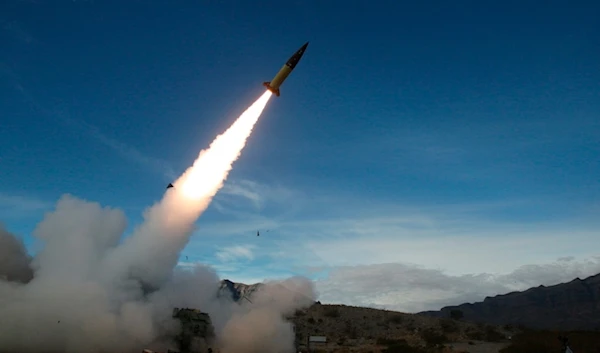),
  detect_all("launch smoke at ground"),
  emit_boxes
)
[0,90,317,353]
